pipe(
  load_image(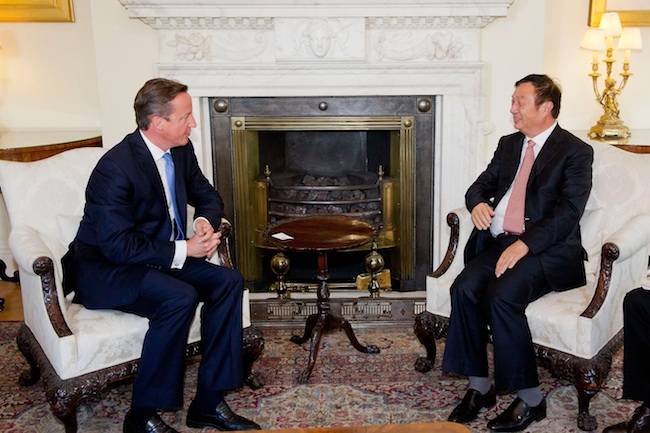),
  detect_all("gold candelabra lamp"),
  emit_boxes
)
[580,12,643,140]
